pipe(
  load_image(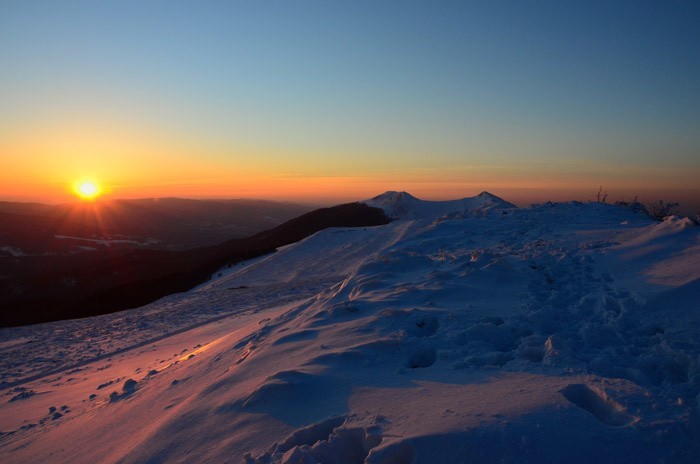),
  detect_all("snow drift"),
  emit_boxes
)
[1,196,699,463]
